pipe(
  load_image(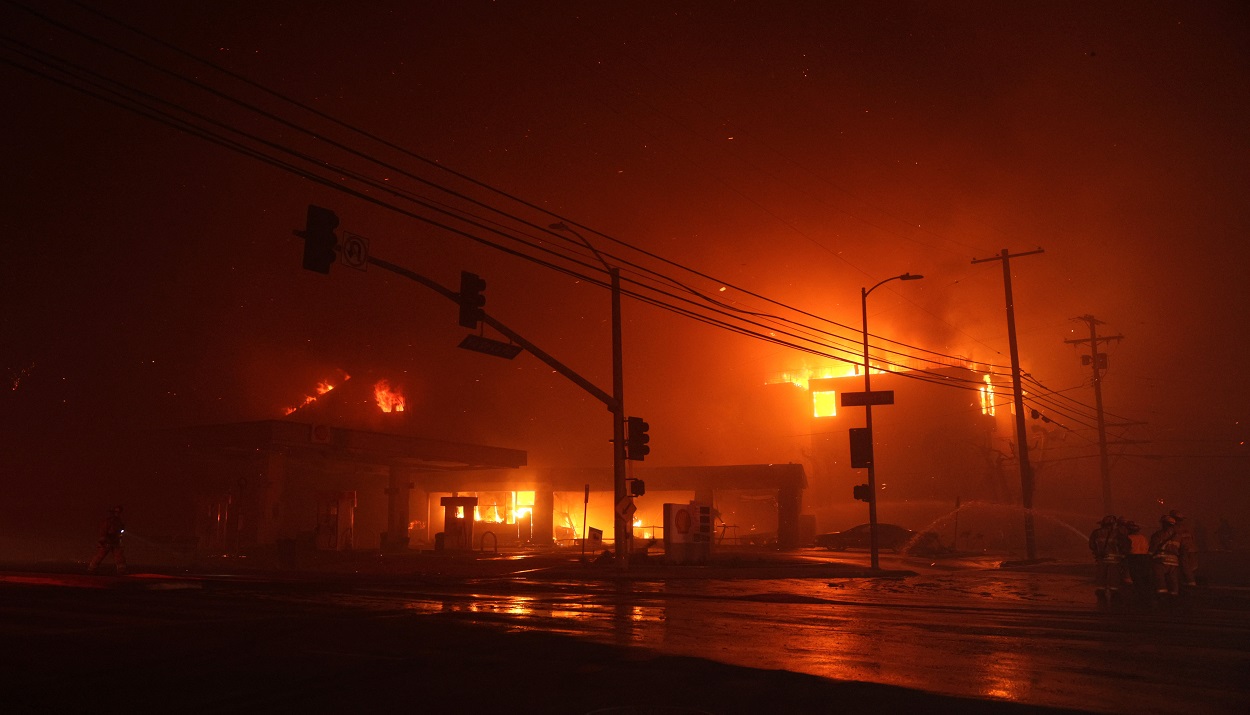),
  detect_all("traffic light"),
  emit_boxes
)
[628,478,646,497]
[626,416,650,461]
[458,271,487,328]
[296,205,339,274]
[852,484,871,502]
